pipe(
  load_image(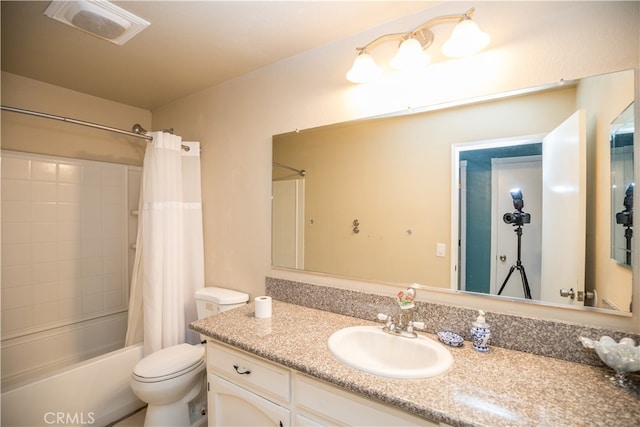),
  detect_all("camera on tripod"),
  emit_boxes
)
[615,183,634,227]
[503,189,530,226]
[497,188,532,299]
